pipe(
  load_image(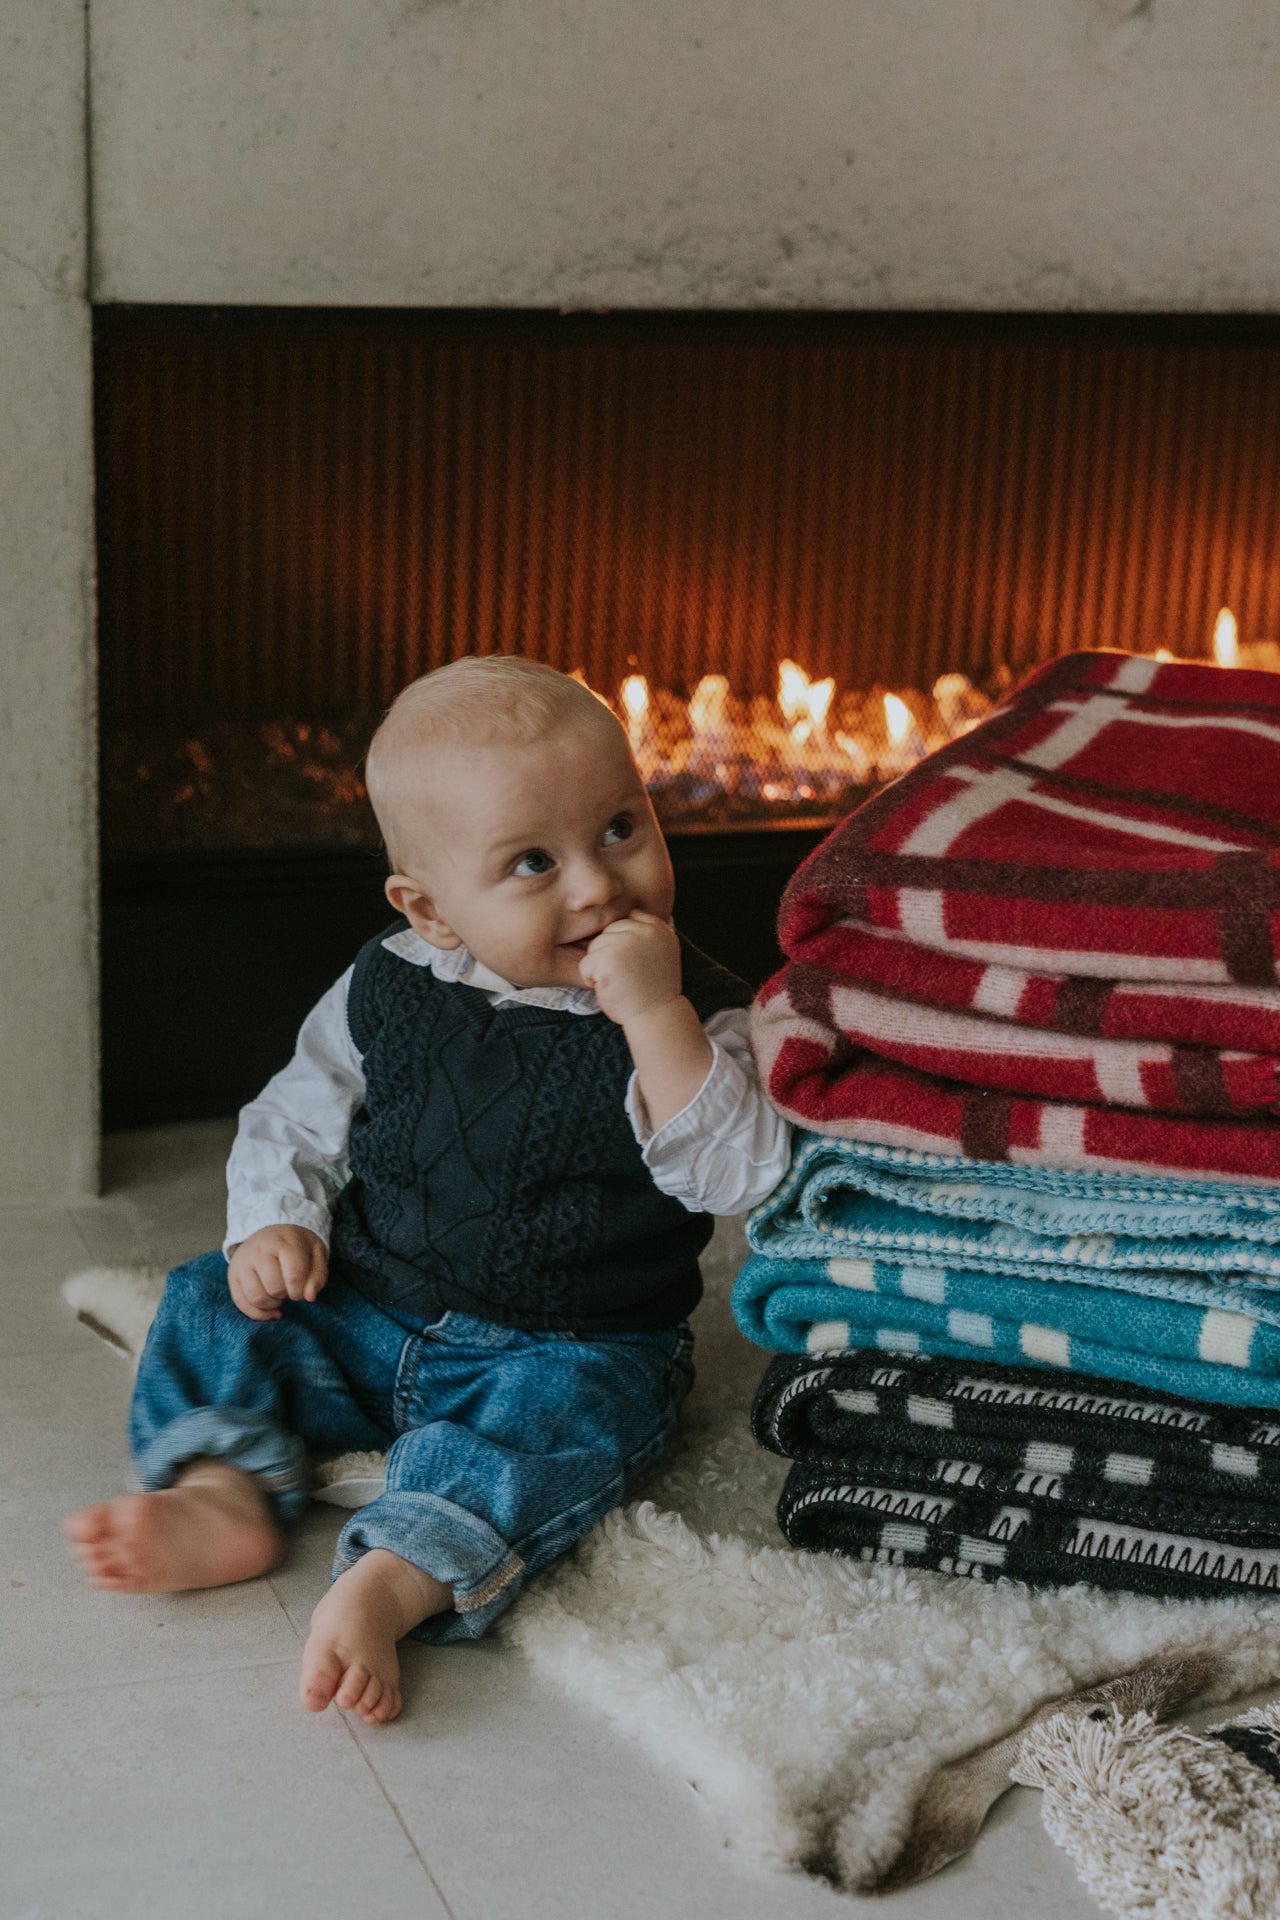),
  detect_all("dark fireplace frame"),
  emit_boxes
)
[101,829,825,1127]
